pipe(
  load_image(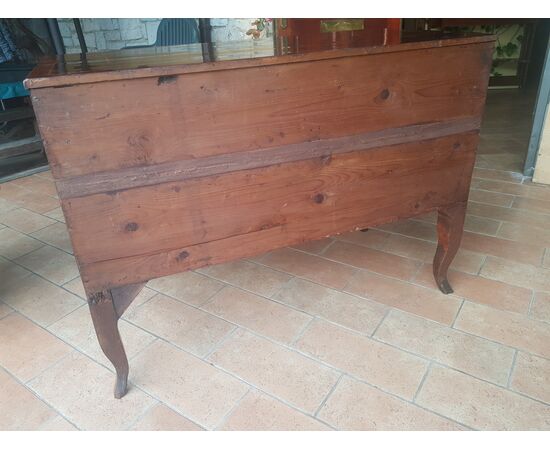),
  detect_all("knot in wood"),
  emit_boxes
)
[125,222,139,232]
[380,88,390,100]
[313,193,325,204]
